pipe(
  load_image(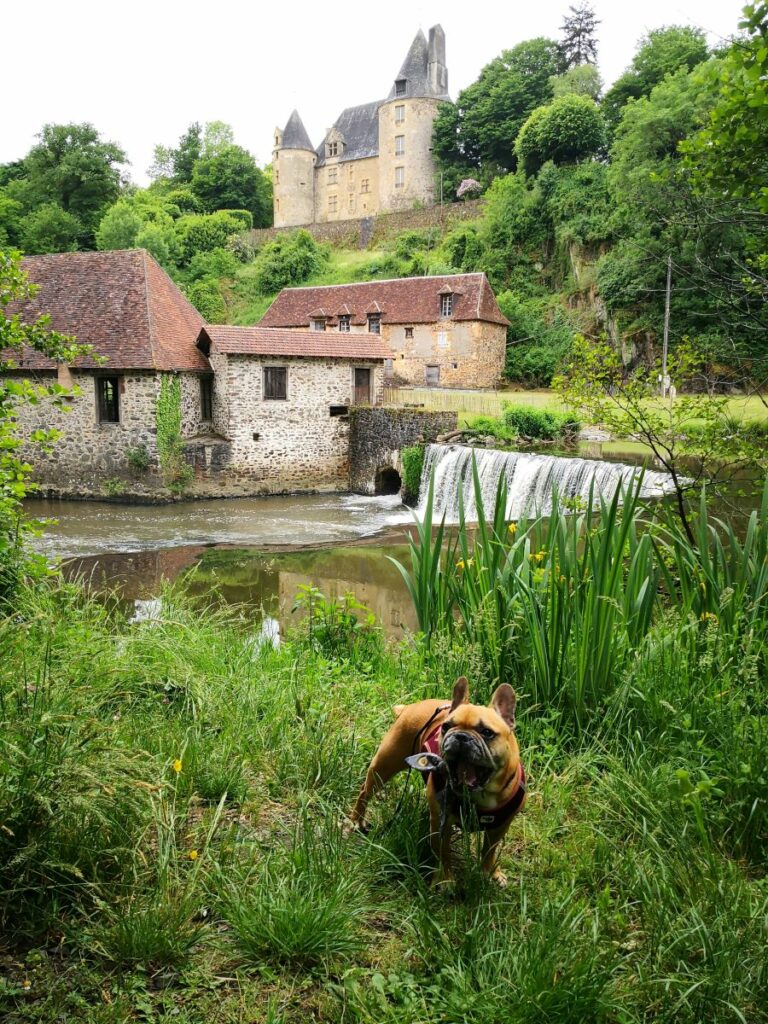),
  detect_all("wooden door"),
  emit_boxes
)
[354,367,371,405]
